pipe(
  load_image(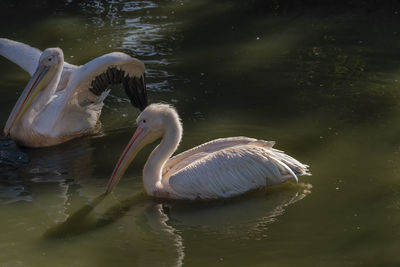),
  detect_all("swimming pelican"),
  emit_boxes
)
[105,103,311,200]
[0,38,147,147]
